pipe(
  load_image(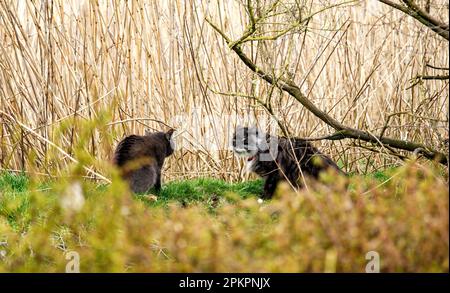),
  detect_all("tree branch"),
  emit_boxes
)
[415,74,449,80]
[378,0,449,41]
[426,63,449,71]
[206,18,448,166]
